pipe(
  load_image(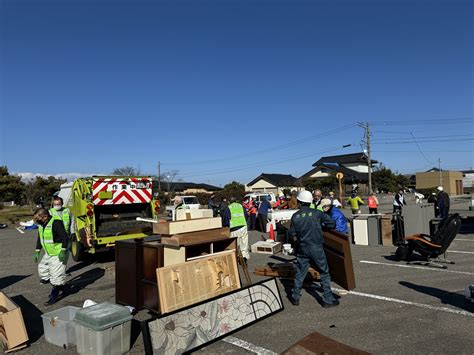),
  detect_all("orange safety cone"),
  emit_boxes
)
[268,223,275,242]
